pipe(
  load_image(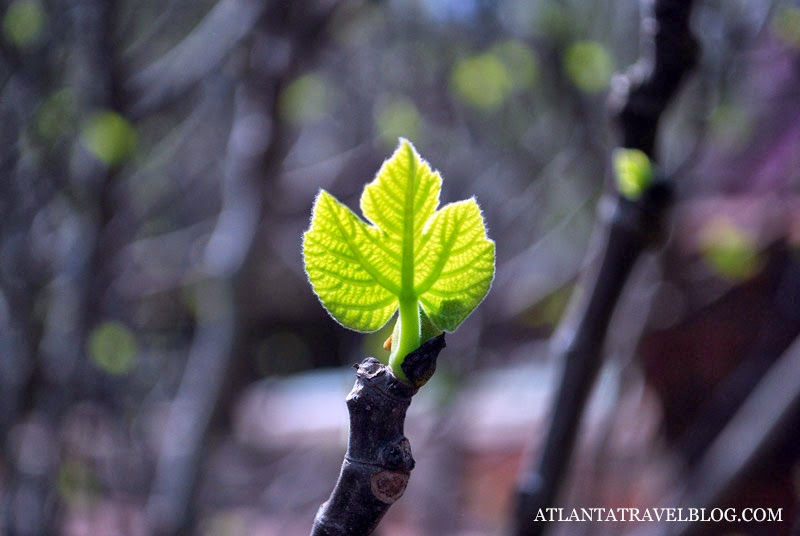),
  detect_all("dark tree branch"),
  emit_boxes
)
[610,0,700,157]
[311,335,445,536]
[512,2,699,535]
[512,188,671,536]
